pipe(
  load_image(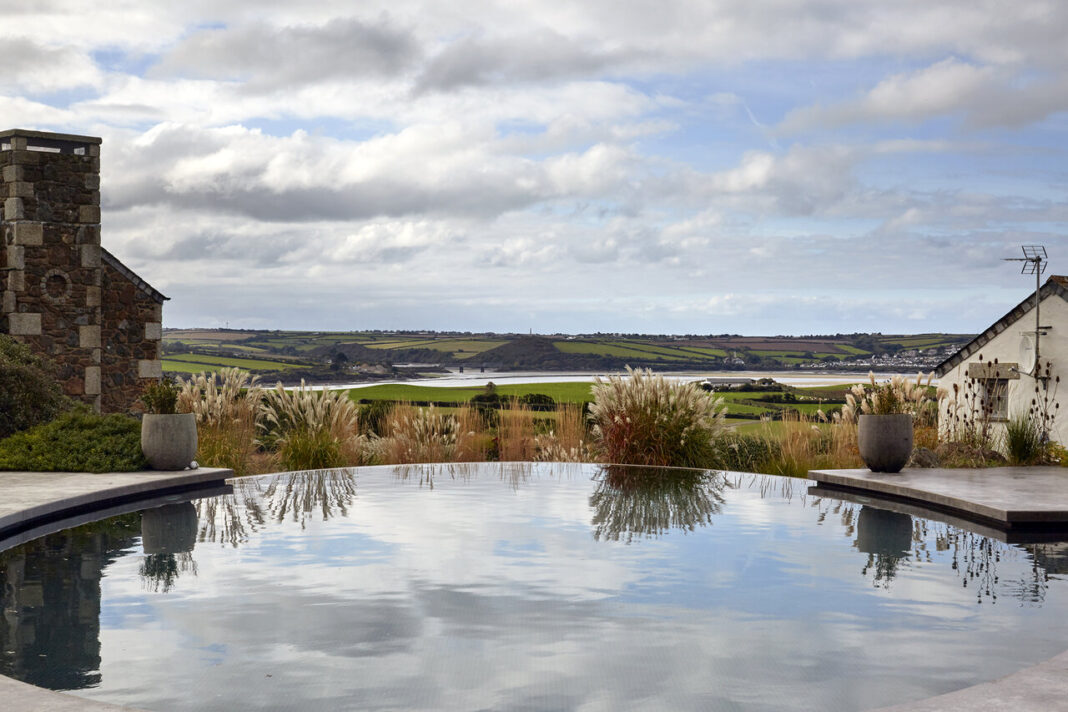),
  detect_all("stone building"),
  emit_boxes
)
[1,129,165,413]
